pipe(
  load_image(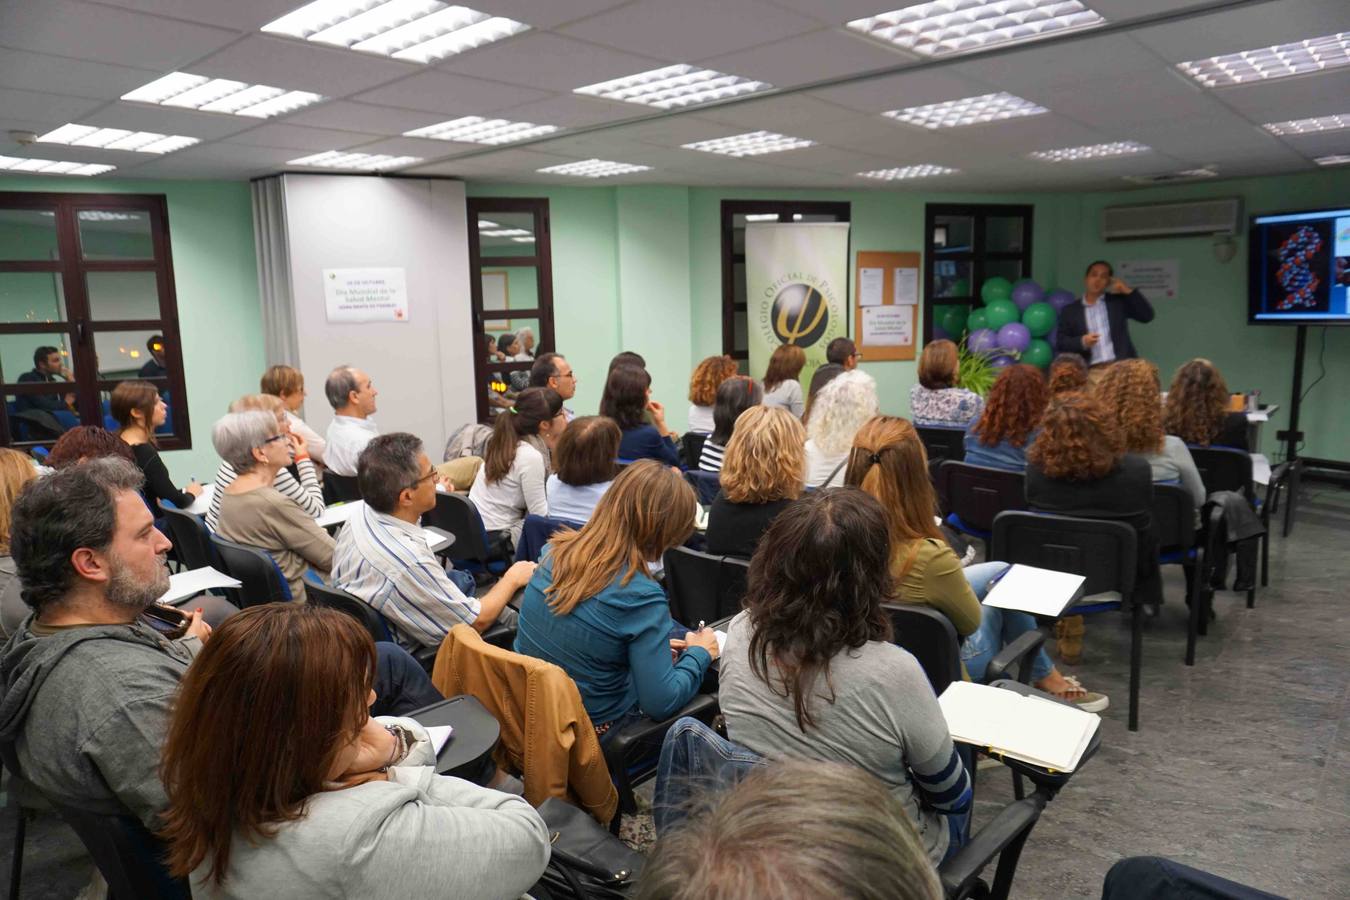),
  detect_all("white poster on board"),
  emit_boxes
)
[862,305,912,346]
[323,267,409,323]
[1117,259,1179,300]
